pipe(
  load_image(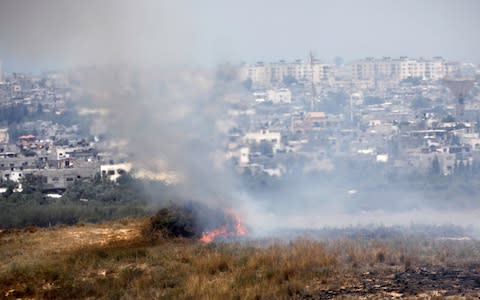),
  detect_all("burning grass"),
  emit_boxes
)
[142,203,248,243]
[1,215,480,299]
